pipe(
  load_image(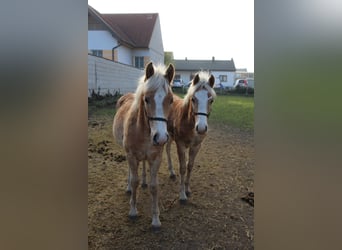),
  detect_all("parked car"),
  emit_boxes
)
[172,79,184,88]
[233,79,248,89]
[233,78,254,90]
[214,83,224,89]
[246,78,254,89]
